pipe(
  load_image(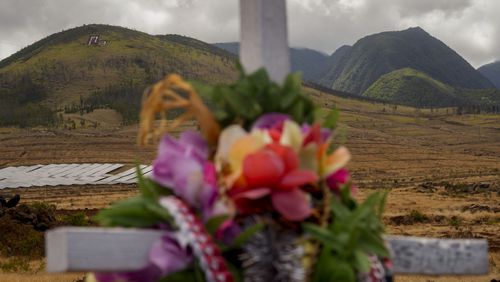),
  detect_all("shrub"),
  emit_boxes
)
[0,216,44,257]
[407,210,429,223]
[60,212,89,226]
